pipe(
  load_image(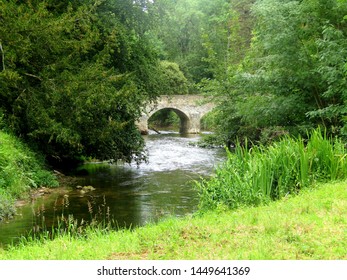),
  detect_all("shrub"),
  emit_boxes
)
[158,61,189,95]
[0,191,16,221]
